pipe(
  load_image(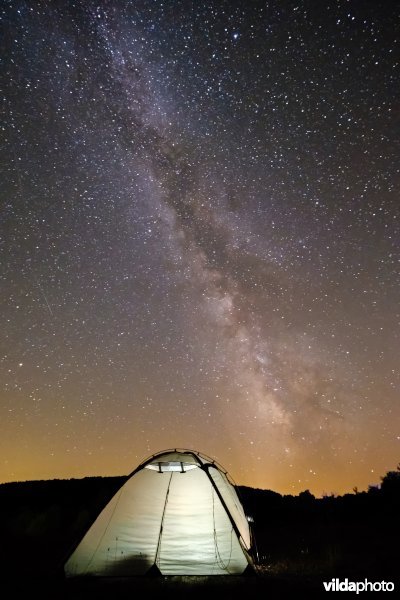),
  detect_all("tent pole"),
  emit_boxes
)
[154,471,173,567]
